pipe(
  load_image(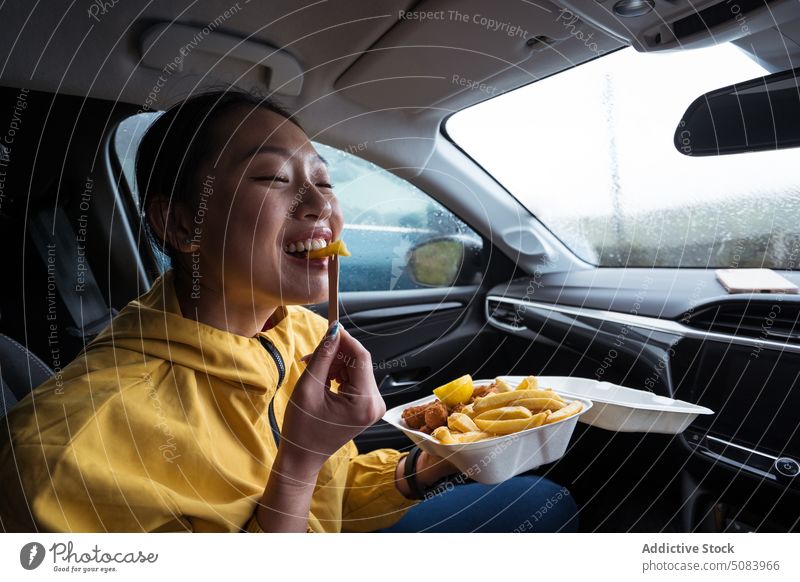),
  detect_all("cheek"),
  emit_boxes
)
[331,198,345,228]
[203,193,284,261]
[238,190,286,235]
